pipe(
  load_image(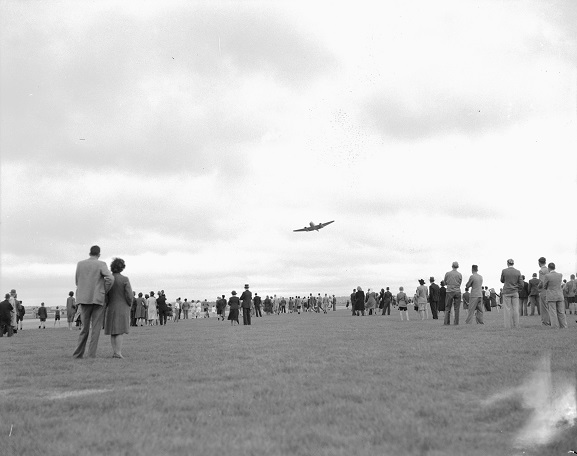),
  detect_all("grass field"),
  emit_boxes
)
[1,309,576,456]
